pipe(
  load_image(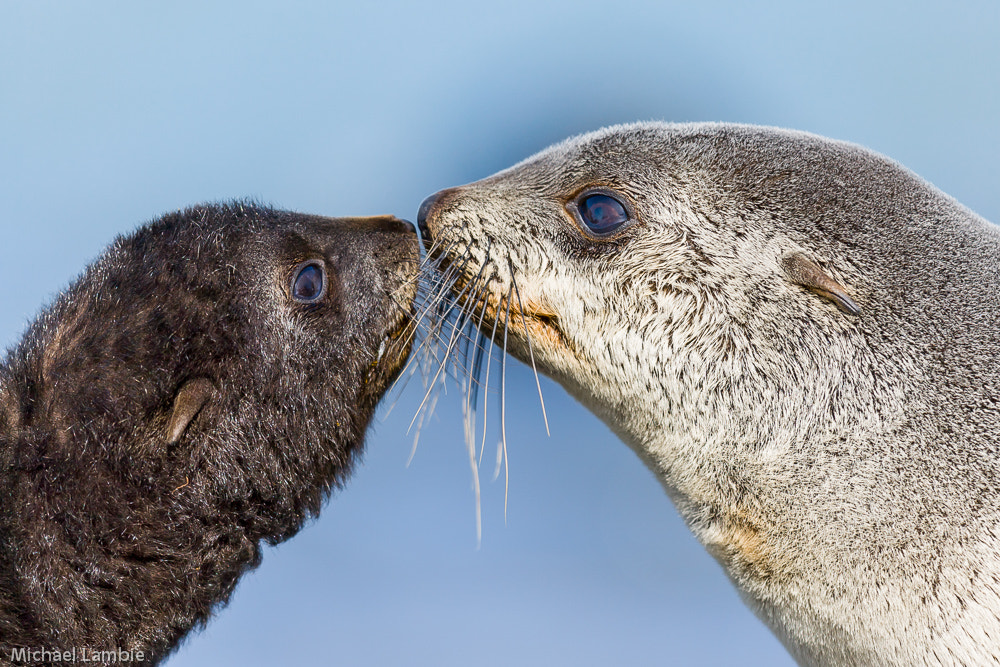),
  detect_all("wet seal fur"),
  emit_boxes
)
[0,203,418,664]
[419,123,1000,666]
